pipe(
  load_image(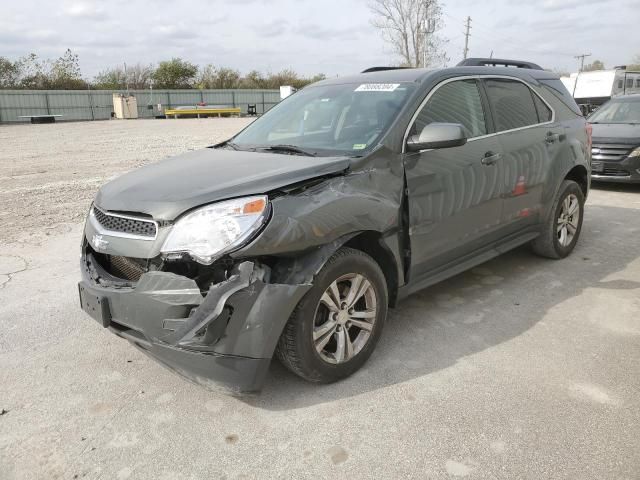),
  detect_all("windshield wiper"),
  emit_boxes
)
[259,144,317,157]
